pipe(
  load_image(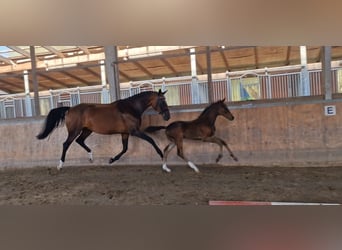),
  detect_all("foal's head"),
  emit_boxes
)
[150,89,170,121]
[215,99,234,121]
